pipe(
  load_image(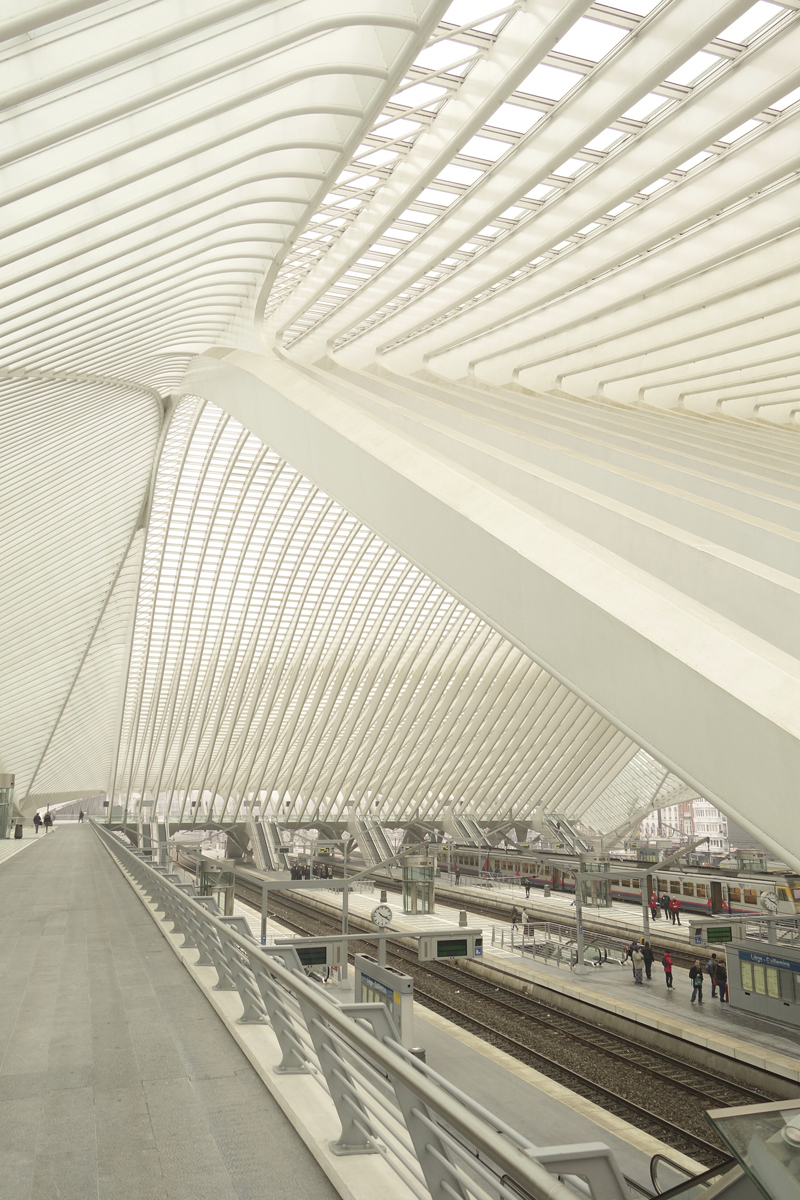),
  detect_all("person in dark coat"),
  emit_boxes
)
[689,959,704,1003]
[33,812,42,834]
[706,954,719,998]
[716,960,729,1002]
[660,893,670,918]
[642,941,654,980]
[43,811,53,832]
